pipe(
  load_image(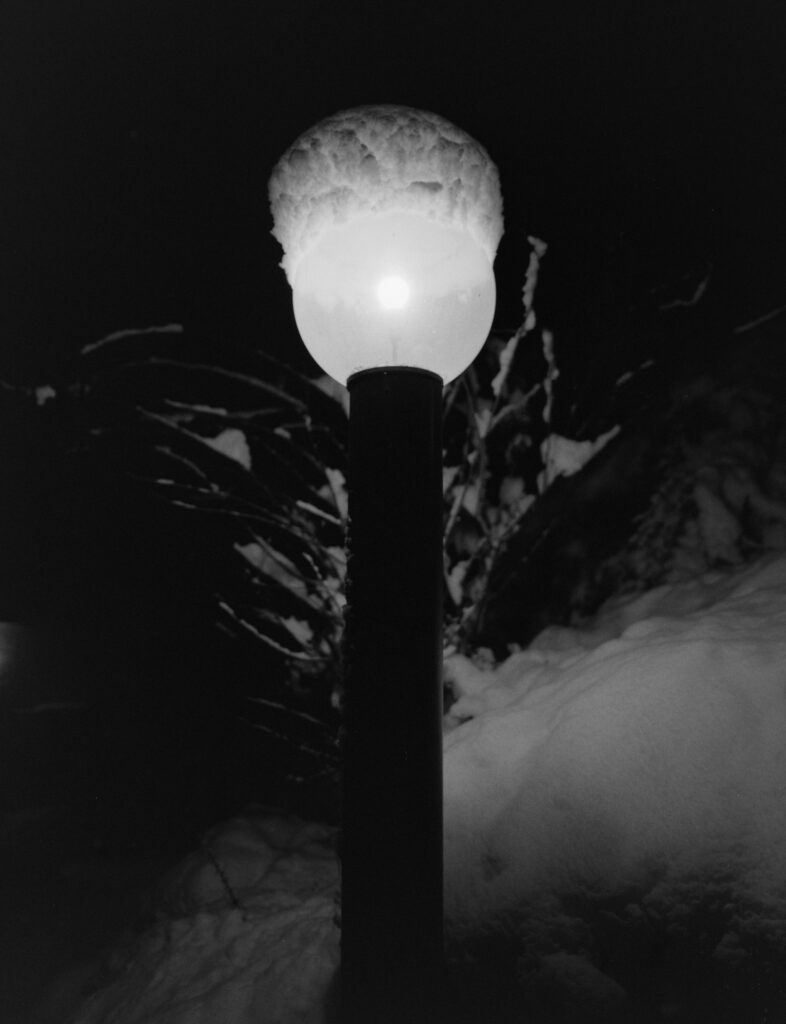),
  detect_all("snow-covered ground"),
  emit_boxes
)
[64,816,340,1024]
[443,553,786,1021]
[63,554,786,1023]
